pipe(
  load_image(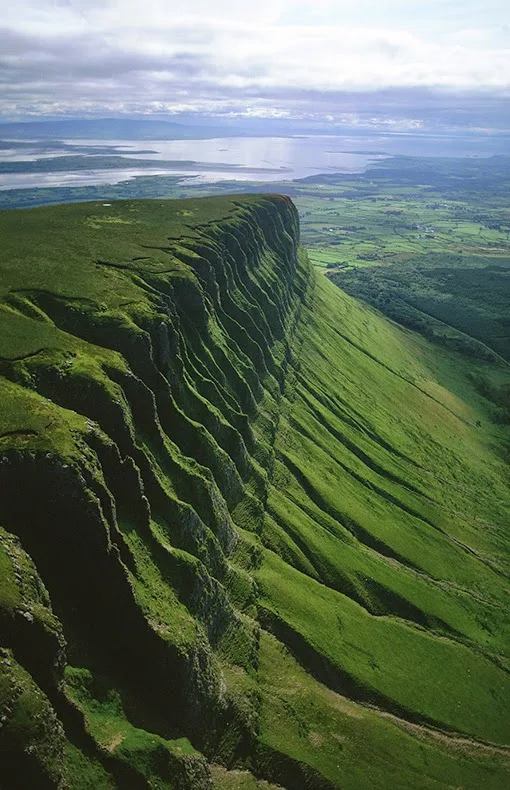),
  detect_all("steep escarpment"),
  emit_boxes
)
[0,196,509,790]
